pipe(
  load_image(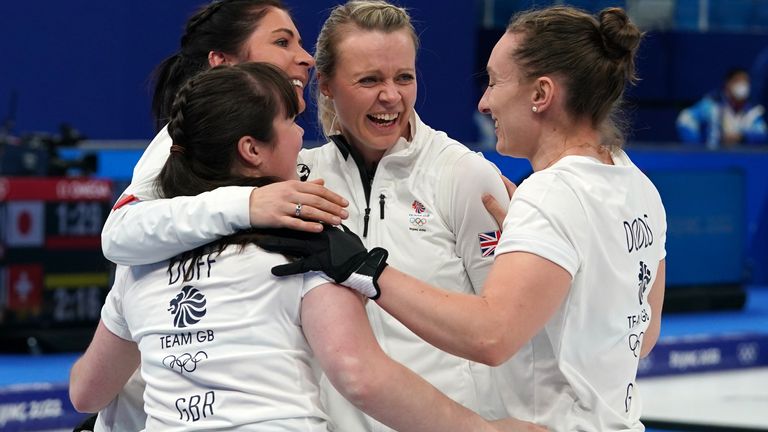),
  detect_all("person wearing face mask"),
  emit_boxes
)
[676,68,767,148]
